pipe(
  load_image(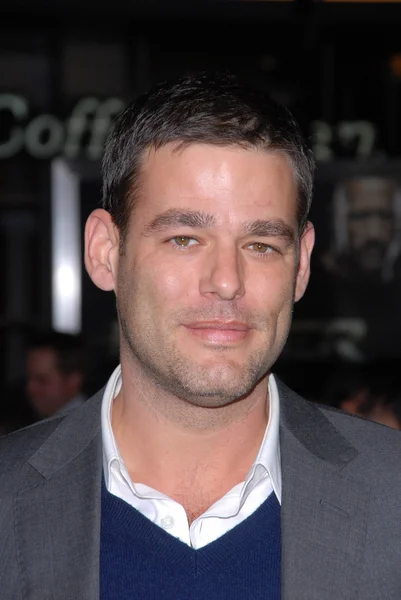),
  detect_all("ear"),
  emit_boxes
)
[294,221,315,303]
[84,209,119,291]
